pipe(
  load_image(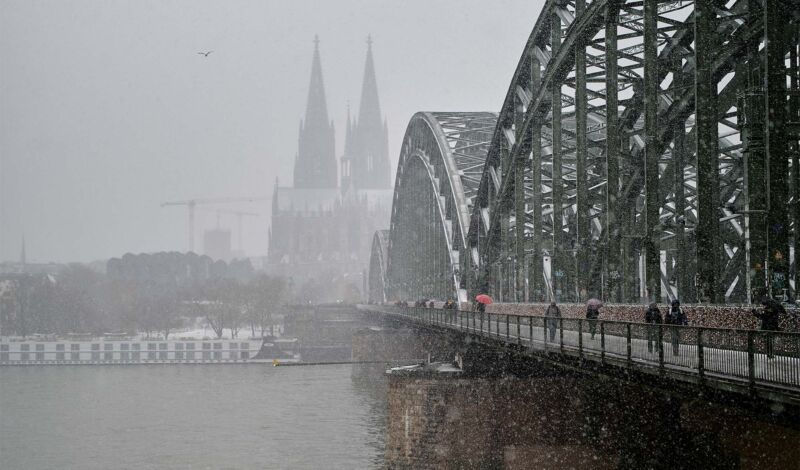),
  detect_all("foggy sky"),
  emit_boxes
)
[1,0,545,263]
